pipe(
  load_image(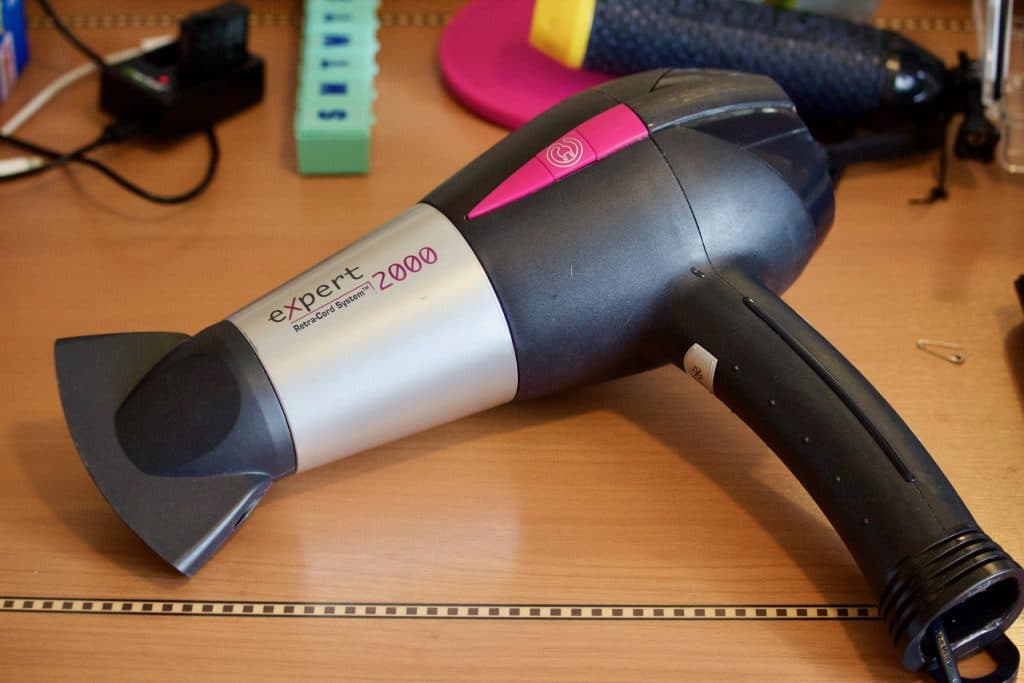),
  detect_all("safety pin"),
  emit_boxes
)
[916,339,965,365]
